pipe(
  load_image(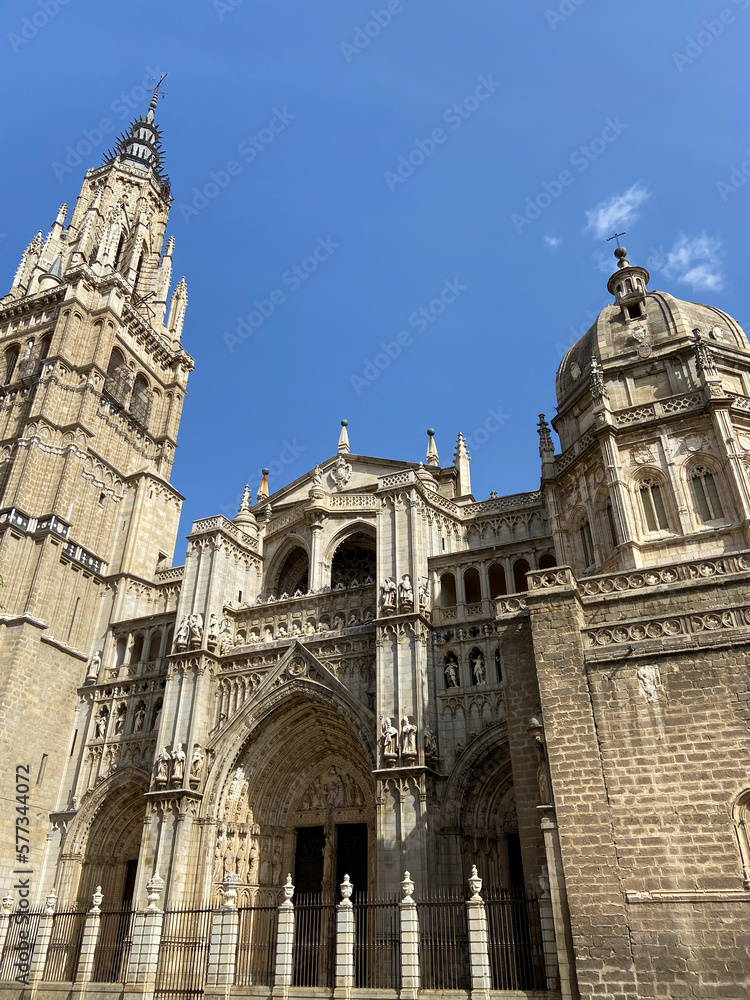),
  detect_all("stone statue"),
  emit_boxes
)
[218,618,234,654]
[95,710,108,739]
[85,650,102,683]
[444,655,459,688]
[174,616,190,651]
[188,614,204,649]
[381,717,398,757]
[151,701,162,732]
[472,651,486,685]
[311,464,323,487]
[114,704,126,735]
[329,454,352,491]
[207,613,220,647]
[401,716,417,757]
[534,734,551,805]
[171,743,186,783]
[418,581,431,615]
[272,843,282,883]
[304,621,315,634]
[190,745,204,778]
[155,747,171,783]
[133,703,146,733]
[423,725,438,759]
[398,574,414,613]
[380,577,397,615]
